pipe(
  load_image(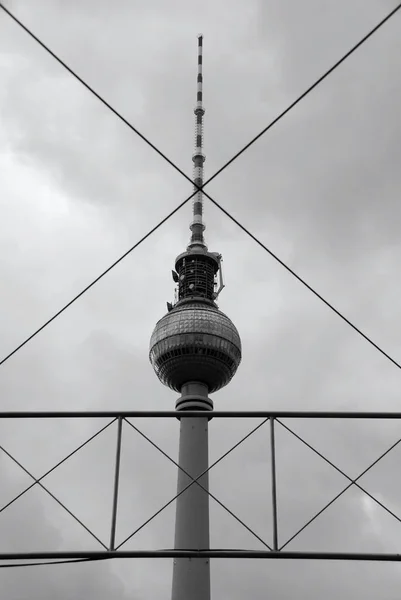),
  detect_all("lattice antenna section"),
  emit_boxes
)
[188,35,206,250]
